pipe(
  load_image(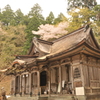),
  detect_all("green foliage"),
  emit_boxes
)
[90,23,100,45]
[46,11,55,24]
[0,25,26,69]
[67,0,97,10]
[23,15,29,26]
[1,4,15,26]
[23,3,45,54]
[67,7,94,33]
[54,13,67,24]
[93,5,100,26]
[0,4,29,26]
[28,3,42,17]
[14,9,25,25]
